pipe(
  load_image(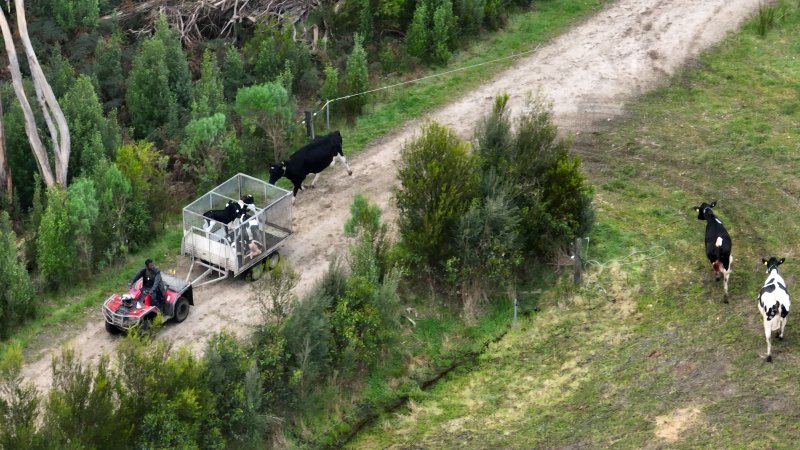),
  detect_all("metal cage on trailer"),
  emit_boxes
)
[181,173,293,287]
